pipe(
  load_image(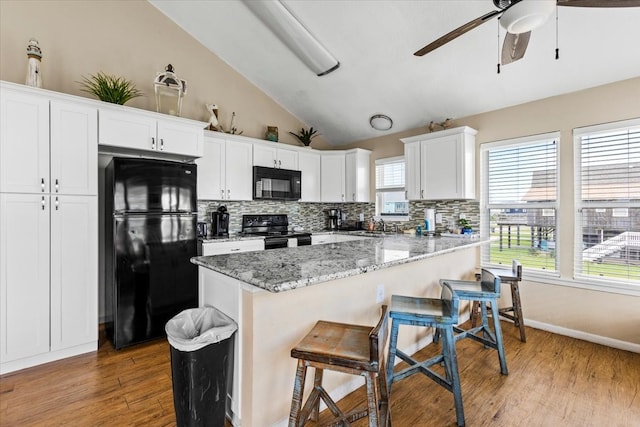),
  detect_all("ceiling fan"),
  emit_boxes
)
[415,0,640,66]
